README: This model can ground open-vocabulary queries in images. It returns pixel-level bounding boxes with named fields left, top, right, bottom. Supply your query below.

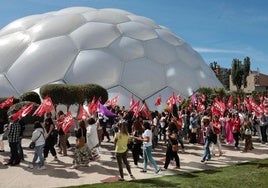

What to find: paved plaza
left=1, top=136, right=268, bottom=188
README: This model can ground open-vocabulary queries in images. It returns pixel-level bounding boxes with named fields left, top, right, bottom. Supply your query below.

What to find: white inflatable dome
left=0, top=7, right=222, bottom=110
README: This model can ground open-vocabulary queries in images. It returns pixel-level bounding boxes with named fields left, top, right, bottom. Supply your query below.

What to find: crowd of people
left=0, top=103, right=268, bottom=181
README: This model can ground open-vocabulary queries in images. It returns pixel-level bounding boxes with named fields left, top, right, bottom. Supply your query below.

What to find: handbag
left=76, top=129, right=85, bottom=148
left=172, top=144, right=179, bottom=152
left=29, top=141, right=36, bottom=149
left=29, top=132, right=42, bottom=149
left=245, top=128, right=252, bottom=136
left=207, top=130, right=217, bottom=144
left=191, top=128, right=198, bottom=133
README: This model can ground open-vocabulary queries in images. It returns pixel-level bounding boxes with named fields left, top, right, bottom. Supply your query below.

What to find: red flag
left=21, top=103, right=34, bottom=117
left=77, top=105, right=89, bottom=120
left=140, top=102, right=151, bottom=119
left=227, top=96, right=233, bottom=110
left=105, top=95, right=119, bottom=107
left=88, top=97, right=98, bottom=115
left=106, top=94, right=119, bottom=108
left=200, top=93, right=206, bottom=103
left=61, top=111, right=75, bottom=134
left=249, top=98, right=263, bottom=117
left=237, top=96, right=241, bottom=109
left=243, top=97, right=252, bottom=111
left=0, top=96, right=14, bottom=109
left=176, top=94, right=182, bottom=104
left=12, top=103, right=34, bottom=121
left=33, top=96, right=54, bottom=116
left=130, top=95, right=135, bottom=108
left=263, top=97, right=268, bottom=107
left=212, top=98, right=226, bottom=116
left=129, top=100, right=140, bottom=112
left=259, top=94, right=264, bottom=103
left=197, top=99, right=205, bottom=113
left=154, top=95, right=162, bottom=106
left=167, top=92, right=176, bottom=108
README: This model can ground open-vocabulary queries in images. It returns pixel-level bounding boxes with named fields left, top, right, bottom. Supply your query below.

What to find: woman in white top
left=86, top=118, right=100, bottom=158
left=28, top=121, right=47, bottom=170
left=140, top=122, right=161, bottom=174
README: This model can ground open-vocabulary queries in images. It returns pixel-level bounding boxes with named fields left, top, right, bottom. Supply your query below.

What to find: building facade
left=229, top=71, right=268, bottom=93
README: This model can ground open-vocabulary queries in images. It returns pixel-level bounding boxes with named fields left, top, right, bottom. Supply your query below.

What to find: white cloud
left=194, top=47, right=244, bottom=54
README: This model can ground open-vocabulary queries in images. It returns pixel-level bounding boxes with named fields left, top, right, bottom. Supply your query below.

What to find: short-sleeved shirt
left=115, top=132, right=129, bottom=153
left=142, top=129, right=152, bottom=147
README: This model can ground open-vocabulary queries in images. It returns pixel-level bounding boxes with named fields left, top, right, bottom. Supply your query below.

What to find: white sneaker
left=155, top=169, right=162, bottom=175
left=28, top=164, right=34, bottom=169
left=38, top=166, right=46, bottom=170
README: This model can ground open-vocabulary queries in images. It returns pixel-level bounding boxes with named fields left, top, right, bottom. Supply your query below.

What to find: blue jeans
left=33, top=144, right=45, bottom=166
left=202, top=138, right=212, bottom=161
left=143, top=145, right=158, bottom=172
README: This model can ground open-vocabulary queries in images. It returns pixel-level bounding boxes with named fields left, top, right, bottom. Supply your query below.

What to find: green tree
left=231, top=59, right=243, bottom=91
left=243, top=56, right=251, bottom=88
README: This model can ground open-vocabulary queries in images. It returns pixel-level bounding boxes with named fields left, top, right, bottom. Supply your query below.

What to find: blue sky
left=0, top=0, right=267, bottom=75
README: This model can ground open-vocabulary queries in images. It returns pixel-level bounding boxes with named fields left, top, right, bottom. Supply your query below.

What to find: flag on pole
left=88, top=96, right=98, bottom=115
left=200, top=93, right=206, bottom=103
left=227, top=95, right=233, bottom=110
left=130, top=95, right=135, bottom=108
left=154, top=95, right=162, bottom=106
left=33, top=96, right=54, bottom=117
left=105, top=94, right=120, bottom=108
left=61, top=111, right=75, bottom=134
left=129, top=100, right=140, bottom=112
left=12, top=103, right=34, bottom=121
left=197, top=99, right=205, bottom=113
left=176, top=94, right=182, bottom=104
left=167, top=92, right=176, bottom=110
left=140, top=102, right=151, bottom=119
left=0, top=96, right=14, bottom=109
left=77, top=105, right=89, bottom=120
left=98, top=102, right=117, bottom=117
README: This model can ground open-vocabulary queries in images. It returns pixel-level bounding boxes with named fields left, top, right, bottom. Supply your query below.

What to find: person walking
left=28, top=121, right=47, bottom=170
left=0, top=117, right=6, bottom=152
left=70, top=120, right=90, bottom=169
left=131, top=119, right=144, bottom=167
left=43, top=114, right=58, bottom=161
left=114, top=121, right=134, bottom=181
left=5, top=115, right=21, bottom=166
left=201, top=116, right=214, bottom=162
left=86, top=117, right=100, bottom=159
left=225, top=112, right=234, bottom=144
left=140, top=122, right=161, bottom=174
left=162, top=122, right=180, bottom=170
left=211, top=116, right=223, bottom=156
left=57, top=111, right=67, bottom=156
left=232, top=113, right=241, bottom=149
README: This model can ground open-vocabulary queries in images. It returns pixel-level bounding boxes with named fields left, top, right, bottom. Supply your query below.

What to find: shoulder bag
left=29, top=132, right=42, bottom=149
left=76, top=129, right=85, bottom=148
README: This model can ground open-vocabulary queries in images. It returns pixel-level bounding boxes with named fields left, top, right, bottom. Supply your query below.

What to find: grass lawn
left=66, top=158, right=268, bottom=188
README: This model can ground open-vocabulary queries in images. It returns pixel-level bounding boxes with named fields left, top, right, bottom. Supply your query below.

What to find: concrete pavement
left=1, top=136, right=268, bottom=188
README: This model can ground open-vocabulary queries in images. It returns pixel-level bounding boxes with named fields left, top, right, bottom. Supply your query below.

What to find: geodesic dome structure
left=0, top=7, right=222, bottom=110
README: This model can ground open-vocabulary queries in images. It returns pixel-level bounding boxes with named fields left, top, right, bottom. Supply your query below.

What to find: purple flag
left=191, top=92, right=197, bottom=106
left=98, top=102, right=117, bottom=117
